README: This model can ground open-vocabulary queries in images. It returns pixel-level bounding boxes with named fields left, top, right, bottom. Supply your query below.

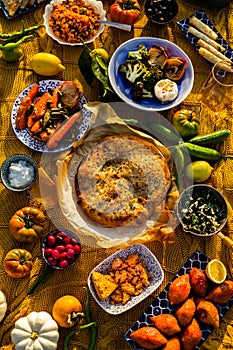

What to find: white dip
left=154, top=79, right=178, bottom=102
left=8, top=160, right=35, bottom=188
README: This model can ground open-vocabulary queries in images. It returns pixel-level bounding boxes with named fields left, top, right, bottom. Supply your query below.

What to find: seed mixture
left=48, top=0, right=100, bottom=43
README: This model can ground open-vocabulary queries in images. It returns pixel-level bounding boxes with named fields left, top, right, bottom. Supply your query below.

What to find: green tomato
left=2, top=47, right=23, bottom=62
left=172, top=109, right=200, bottom=138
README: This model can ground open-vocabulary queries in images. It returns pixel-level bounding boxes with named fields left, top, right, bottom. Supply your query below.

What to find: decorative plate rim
left=87, top=244, right=164, bottom=315
left=11, top=80, right=91, bottom=153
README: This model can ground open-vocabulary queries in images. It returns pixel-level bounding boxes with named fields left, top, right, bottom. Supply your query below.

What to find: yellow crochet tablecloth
left=1, top=1, right=233, bottom=349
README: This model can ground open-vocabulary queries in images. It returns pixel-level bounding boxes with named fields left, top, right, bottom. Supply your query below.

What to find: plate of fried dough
left=125, top=250, right=233, bottom=350
left=177, top=10, right=233, bottom=71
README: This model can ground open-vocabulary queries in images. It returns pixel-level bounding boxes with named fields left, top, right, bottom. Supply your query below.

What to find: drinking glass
left=197, top=60, right=233, bottom=113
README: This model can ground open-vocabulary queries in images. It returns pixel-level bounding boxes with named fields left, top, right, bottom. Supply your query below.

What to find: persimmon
left=52, top=295, right=84, bottom=328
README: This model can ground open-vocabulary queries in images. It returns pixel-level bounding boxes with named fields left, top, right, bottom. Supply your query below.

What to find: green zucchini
left=150, top=123, right=181, bottom=145
left=122, top=118, right=146, bottom=130
left=188, top=129, right=230, bottom=146
left=181, top=142, right=222, bottom=161
left=123, top=118, right=181, bottom=145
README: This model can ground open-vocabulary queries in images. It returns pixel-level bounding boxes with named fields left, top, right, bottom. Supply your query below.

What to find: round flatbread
left=75, top=134, right=171, bottom=228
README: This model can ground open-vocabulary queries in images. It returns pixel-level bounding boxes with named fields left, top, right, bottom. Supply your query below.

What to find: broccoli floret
left=132, top=68, right=162, bottom=102
left=142, top=69, right=158, bottom=93
left=127, top=44, right=149, bottom=62
left=119, top=59, right=147, bottom=83
left=151, top=64, right=164, bottom=81
left=132, top=80, right=153, bottom=102
left=132, top=81, right=144, bottom=102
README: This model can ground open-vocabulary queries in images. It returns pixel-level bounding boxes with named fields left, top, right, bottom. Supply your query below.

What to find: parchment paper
left=55, top=102, right=179, bottom=248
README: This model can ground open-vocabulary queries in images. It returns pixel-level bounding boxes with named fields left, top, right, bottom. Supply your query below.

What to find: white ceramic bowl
left=43, top=0, right=106, bottom=46
left=108, top=37, right=194, bottom=112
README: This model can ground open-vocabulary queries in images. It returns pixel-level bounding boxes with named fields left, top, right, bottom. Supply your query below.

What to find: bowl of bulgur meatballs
left=43, top=0, right=106, bottom=45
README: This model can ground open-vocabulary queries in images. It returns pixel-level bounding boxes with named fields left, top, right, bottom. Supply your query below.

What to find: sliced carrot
left=47, top=111, right=81, bottom=150
left=27, top=91, right=51, bottom=124
left=15, top=97, right=31, bottom=130
left=15, top=83, right=40, bottom=130
left=30, top=120, right=41, bottom=133
left=40, top=130, right=51, bottom=142
left=27, top=83, right=39, bottom=100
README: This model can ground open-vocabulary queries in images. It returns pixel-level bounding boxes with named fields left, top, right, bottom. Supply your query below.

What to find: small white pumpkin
left=11, top=311, right=59, bottom=350
left=0, top=290, right=7, bottom=322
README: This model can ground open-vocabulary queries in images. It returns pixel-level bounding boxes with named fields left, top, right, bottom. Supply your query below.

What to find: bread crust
left=75, top=134, right=171, bottom=227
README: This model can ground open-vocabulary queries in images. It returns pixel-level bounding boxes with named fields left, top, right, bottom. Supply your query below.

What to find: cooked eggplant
left=164, top=57, right=186, bottom=81
left=148, top=45, right=168, bottom=67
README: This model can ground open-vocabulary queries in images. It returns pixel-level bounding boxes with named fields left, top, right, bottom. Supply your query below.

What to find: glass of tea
left=197, top=60, right=233, bottom=113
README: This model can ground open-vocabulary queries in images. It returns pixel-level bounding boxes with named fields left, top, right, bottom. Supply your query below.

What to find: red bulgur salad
left=48, top=0, right=101, bottom=43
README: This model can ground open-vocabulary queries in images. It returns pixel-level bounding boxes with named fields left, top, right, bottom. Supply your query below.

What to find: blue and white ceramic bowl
left=88, top=244, right=164, bottom=315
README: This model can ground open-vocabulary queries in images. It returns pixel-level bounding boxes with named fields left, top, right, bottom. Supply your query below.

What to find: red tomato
left=109, top=0, right=141, bottom=25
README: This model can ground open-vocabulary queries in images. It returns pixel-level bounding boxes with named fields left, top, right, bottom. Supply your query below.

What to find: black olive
left=144, top=0, right=178, bottom=24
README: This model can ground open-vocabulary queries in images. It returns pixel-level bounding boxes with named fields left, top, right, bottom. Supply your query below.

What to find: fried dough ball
left=181, top=318, right=202, bottom=350
left=168, top=274, right=191, bottom=305
left=196, top=298, right=219, bottom=328
left=206, top=280, right=233, bottom=304
left=163, top=336, right=181, bottom=350
left=175, top=297, right=196, bottom=327
left=189, top=267, right=209, bottom=297
left=130, top=326, right=167, bottom=349
left=150, top=314, right=181, bottom=336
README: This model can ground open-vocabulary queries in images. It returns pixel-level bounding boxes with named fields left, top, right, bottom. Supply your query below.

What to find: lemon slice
left=206, top=259, right=227, bottom=284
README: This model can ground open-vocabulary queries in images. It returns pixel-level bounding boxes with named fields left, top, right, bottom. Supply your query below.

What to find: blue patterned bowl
left=88, top=244, right=164, bottom=315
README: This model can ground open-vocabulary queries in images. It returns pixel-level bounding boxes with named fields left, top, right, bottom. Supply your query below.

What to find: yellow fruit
left=185, top=160, right=213, bottom=182
left=31, top=52, right=65, bottom=76
left=206, top=259, right=227, bottom=284
left=90, top=48, right=109, bottom=62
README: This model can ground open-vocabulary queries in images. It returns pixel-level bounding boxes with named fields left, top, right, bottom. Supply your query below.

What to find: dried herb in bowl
left=177, top=185, right=228, bottom=235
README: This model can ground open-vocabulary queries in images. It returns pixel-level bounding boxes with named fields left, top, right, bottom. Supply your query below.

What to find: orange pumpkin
left=52, top=295, right=84, bottom=328
left=4, top=249, right=33, bottom=278
left=9, top=206, right=47, bottom=243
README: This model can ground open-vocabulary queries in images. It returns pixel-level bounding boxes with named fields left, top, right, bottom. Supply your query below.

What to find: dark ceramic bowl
left=0, top=154, right=38, bottom=191
left=144, top=0, right=179, bottom=24
left=176, top=184, right=228, bottom=237
left=42, top=229, right=81, bottom=269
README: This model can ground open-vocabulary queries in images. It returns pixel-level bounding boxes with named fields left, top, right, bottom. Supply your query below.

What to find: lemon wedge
left=206, top=259, right=227, bottom=284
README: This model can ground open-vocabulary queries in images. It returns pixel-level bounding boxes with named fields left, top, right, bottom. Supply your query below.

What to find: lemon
left=31, top=52, right=65, bottom=76
left=185, top=160, right=213, bottom=182
left=206, top=259, right=227, bottom=284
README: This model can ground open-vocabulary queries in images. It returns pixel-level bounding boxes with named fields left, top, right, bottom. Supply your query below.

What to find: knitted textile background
left=1, top=1, right=233, bottom=349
